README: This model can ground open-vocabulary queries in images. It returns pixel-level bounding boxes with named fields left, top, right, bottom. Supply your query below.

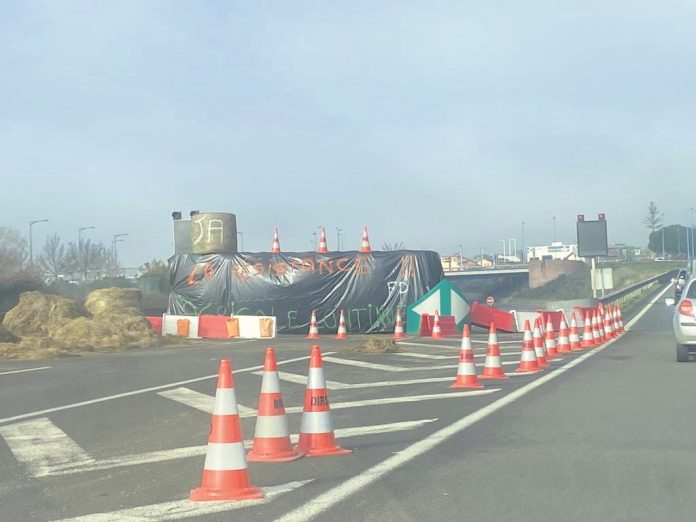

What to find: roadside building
left=526, top=242, right=580, bottom=262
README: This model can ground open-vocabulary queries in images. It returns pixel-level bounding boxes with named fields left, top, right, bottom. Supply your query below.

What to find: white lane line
left=254, top=370, right=351, bottom=390
left=396, top=353, right=454, bottom=360
left=0, top=418, right=95, bottom=477
left=0, top=353, right=335, bottom=426
left=275, top=289, right=661, bottom=522
left=343, top=376, right=456, bottom=388
left=322, top=356, right=452, bottom=372
left=0, top=366, right=52, bottom=376
left=157, top=388, right=257, bottom=417
left=33, top=420, right=439, bottom=477
left=57, top=480, right=312, bottom=521
left=624, top=282, right=673, bottom=331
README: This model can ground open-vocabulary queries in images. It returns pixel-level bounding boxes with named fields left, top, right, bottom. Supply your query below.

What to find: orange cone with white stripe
left=592, top=311, right=602, bottom=345
left=604, top=308, right=614, bottom=340
left=317, top=227, right=329, bottom=254
left=271, top=228, right=281, bottom=254
left=359, top=226, right=372, bottom=253
left=190, top=359, right=263, bottom=501
left=516, top=320, right=541, bottom=373
left=307, top=310, right=320, bottom=340
left=247, top=348, right=303, bottom=462
left=335, top=310, right=348, bottom=340
left=533, top=318, right=549, bottom=368
left=392, top=308, right=406, bottom=339
left=480, top=323, right=509, bottom=379
left=596, top=309, right=606, bottom=343
left=617, top=305, right=625, bottom=333
left=452, top=324, right=484, bottom=388
left=557, top=313, right=572, bottom=354
left=545, top=316, right=558, bottom=358
left=431, top=310, right=443, bottom=339
left=569, top=312, right=582, bottom=351
left=581, top=312, right=595, bottom=348
left=295, top=345, right=352, bottom=457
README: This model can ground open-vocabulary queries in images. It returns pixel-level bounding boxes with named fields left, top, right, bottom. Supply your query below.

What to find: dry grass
left=354, top=337, right=401, bottom=353
left=2, top=291, right=86, bottom=337
left=84, top=288, right=143, bottom=316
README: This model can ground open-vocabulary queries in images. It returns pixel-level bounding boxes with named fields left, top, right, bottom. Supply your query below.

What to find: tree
left=65, top=239, right=110, bottom=281
left=382, top=242, right=405, bottom=251
left=139, top=259, right=169, bottom=276
left=643, top=201, right=663, bottom=232
left=0, top=226, right=30, bottom=279
left=39, top=234, right=66, bottom=281
left=648, top=224, right=694, bottom=256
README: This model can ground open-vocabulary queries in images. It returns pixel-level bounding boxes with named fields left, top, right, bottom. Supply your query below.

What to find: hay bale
left=51, top=313, right=159, bottom=352
left=354, top=337, right=400, bottom=353
left=0, top=324, right=19, bottom=343
left=84, top=288, right=143, bottom=316
left=0, top=337, right=64, bottom=360
left=2, top=291, right=86, bottom=337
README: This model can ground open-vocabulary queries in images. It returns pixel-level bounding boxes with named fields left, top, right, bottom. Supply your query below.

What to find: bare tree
left=644, top=201, right=663, bottom=232
left=382, top=242, right=405, bottom=251
left=0, top=226, right=30, bottom=279
left=65, top=239, right=109, bottom=281
left=39, top=234, right=66, bottom=281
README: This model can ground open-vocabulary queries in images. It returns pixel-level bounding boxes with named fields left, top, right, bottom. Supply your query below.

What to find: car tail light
left=679, top=299, right=693, bottom=316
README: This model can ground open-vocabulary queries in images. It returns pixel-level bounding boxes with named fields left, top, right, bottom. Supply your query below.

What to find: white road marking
left=254, top=370, right=351, bottom=390
left=157, top=388, right=257, bottom=417
left=322, top=356, right=452, bottom=372
left=57, top=480, right=312, bottom=521
left=275, top=289, right=661, bottom=522
left=0, top=353, right=334, bottom=426
left=623, top=282, right=673, bottom=331
left=27, top=420, right=438, bottom=477
left=0, top=418, right=95, bottom=477
left=0, top=366, right=51, bottom=376
left=396, top=353, right=454, bottom=360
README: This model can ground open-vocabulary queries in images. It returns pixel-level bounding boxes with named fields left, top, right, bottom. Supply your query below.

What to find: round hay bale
left=2, top=291, right=85, bottom=337
left=85, top=288, right=143, bottom=316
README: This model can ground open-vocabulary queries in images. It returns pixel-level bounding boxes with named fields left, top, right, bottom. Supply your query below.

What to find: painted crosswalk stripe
left=396, top=353, right=454, bottom=360
left=0, top=418, right=95, bottom=477
left=0, top=366, right=51, bottom=376
left=57, top=480, right=312, bottom=521
left=158, top=388, right=257, bottom=417
left=259, top=371, right=459, bottom=389
left=253, top=370, right=351, bottom=390
left=25, top=419, right=438, bottom=477
left=322, top=356, right=453, bottom=372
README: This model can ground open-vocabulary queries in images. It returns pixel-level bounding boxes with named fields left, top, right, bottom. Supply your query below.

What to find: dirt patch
left=353, top=337, right=401, bottom=353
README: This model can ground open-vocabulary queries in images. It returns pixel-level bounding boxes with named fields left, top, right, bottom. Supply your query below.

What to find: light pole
left=112, top=234, right=127, bottom=276
left=553, top=216, right=557, bottom=242
left=509, top=239, right=517, bottom=262
left=521, top=221, right=526, bottom=263
left=78, top=226, right=96, bottom=281
left=498, top=239, right=506, bottom=264
left=690, top=208, right=695, bottom=264
left=336, top=227, right=342, bottom=251
left=28, top=219, right=49, bottom=269
left=661, top=213, right=666, bottom=260
left=458, top=244, right=463, bottom=270
left=237, top=231, right=243, bottom=252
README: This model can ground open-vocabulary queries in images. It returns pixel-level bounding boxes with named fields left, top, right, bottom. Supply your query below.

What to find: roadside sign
left=486, top=296, right=495, bottom=307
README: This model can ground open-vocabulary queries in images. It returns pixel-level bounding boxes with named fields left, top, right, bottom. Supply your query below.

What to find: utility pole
left=553, top=216, right=557, bottom=242
left=112, top=233, right=127, bottom=276
left=237, top=231, right=243, bottom=252
left=458, top=244, right=463, bottom=270
left=28, top=219, right=49, bottom=269
left=521, top=221, right=526, bottom=263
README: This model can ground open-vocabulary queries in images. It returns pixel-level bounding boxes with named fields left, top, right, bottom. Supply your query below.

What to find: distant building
left=526, top=242, right=580, bottom=262
left=440, top=254, right=481, bottom=272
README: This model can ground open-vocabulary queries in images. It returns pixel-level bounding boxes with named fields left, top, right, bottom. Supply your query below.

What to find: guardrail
left=598, top=270, right=678, bottom=306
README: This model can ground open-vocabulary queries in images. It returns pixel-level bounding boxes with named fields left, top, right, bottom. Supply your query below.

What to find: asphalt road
left=0, top=283, right=693, bottom=522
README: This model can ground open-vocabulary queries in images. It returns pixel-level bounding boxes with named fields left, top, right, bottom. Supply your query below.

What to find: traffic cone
left=557, top=313, right=572, bottom=354
left=616, top=305, right=625, bottom=334
left=431, top=310, right=443, bottom=339
left=190, top=359, right=263, bottom=501
left=295, top=345, right=352, bottom=457
left=569, top=312, right=582, bottom=351
left=592, top=311, right=602, bottom=346
left=359, top=226, right=372, bottom=253
left=516, top=320, right=541, bottom=373
left=545, top=316, right=558, bottom=358
left=335, top=310, right=348, bottom=340
left=451, top=324, right=484, bottom=388
left=604, top=308, right=614, bottom=340
left=307, top=310, right=320, bottom=340
left=533, top=318, right=549, bottom=368
left=247, top=348, right=303, bottom=462
left=596, top=309, right=606, bottom=343
left=392, top=308, right=406, bottom=340
left=271, top=228, right=281, bottom=254
left=581, top=312, right=595, bottom=348
left=480, top=323, right=509, bottom=379
left=317, top=227, right=329, bottom=254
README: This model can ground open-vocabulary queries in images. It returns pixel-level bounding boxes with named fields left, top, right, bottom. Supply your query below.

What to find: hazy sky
left=2, top=1, right=696, bottom=267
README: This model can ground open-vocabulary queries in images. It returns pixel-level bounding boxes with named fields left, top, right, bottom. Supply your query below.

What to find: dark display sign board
left=577, top=219, right=608, bottom=257
left=168, top=251, right=444, bottom=333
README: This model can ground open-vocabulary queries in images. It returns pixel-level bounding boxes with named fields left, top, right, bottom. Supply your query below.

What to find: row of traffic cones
left=307, top=308, right=408, bottom=340
left=271, top=226, right=373, bottom=253
left=190, top=344, right=349, bottom=501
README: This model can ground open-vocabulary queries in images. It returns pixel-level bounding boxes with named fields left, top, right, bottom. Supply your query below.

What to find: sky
left=2, top=1, right=696, bottom=267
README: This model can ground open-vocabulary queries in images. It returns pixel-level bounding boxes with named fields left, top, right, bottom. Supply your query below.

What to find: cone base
left=307, top=334, right=320, bottom=340
left=294, top=433, right=352, bottom=457
left=431, top=334, right=443, bottom=339
left=359, top=248, right=371, bottom=253
left=393, top=334, right=405, bottom=340
left=480, top=373, right=509, bottom=380
left=570, top=345, right=582, bottom=351
left=246, top=448, right=304, bottom=462
left=557, top=347, right=572, bottom=354
left=515, top=365, right=541, bottom=373
left=451, top=379, right=484, bottom=389
left=546, top=351, right=559, bottom=358
left=335, top=334, right=347, bottom=340
left=190, top=485, right=264, bottom=502
left=296, top=445, right=352, bottom=457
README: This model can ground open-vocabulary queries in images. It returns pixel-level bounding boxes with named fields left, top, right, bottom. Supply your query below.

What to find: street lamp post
left=498, top=239, right=506, bottom=265
left=553, top=216, right=557, bottom=242
left=661, top=214, right=666, bottom=260
left=112, top=234, right=128, bottom=276
left=78, top=226, right=96, bottom=281
left=336, top=227, right=342, bottom=251
left=237, top=231, right=243, bottom=252
left=690, top=208, right=695, bottom=265
left=28, top=219, right=49, bottom=269
left=521, top=221, right=526, bottom=263
left=458, top=244, right=464, bottom=270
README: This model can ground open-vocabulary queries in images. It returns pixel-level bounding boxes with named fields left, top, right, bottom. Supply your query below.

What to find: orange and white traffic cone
left=569, top=312, right=582, bottom=351
left=596, top=309, right=606, bottom=343
left=451, top=324, right=484, bottom=388
left=592, top=311, right=602, bottom=346
left=617, top=305, right=625, bottom=334
left=516, top=320, right=541, bottom=373
left=431, top=310, right=443, bottom=339
left=604, top=308, right=614, bottom=340
left=480, top=323, right=509, bottom=379
left=335, top=310, right=348, bottom=340
left=190, top=359, right=263, bottom=501
left=581, top=312, right=595, bottom=348
left=359, top=226, right=372, bottom=253
left=317, top=226, right=329, bottom=254
left=247, top=348, right=303, bottom=462
left=392, top=308, right=406, bottom=340
left=307, top=310, right=320, bottom=340
left=271, top=228, right=281, bottom=254
left=533, top=318, right=550, bottom=368
left=295, top=345, right=352, bottom=457
left=557, top=313, right=572, bottom=354
left=545, top=316, right=558, bottom=358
